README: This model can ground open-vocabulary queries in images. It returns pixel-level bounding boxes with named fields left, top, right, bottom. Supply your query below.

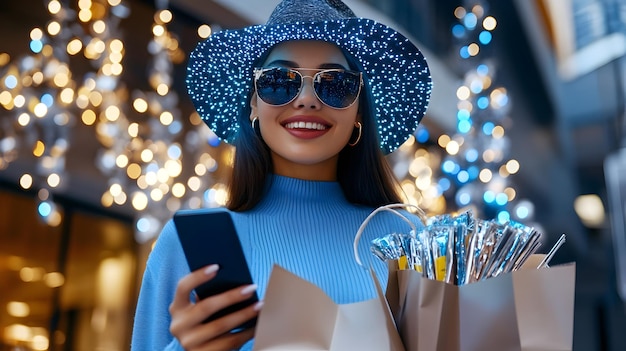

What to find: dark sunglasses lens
left=256, top=68, right=301, bottom=105
left=315, top=71, right=360, bottom=108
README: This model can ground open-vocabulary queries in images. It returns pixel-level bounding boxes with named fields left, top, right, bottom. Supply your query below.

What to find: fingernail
left=204, top=264, right=219, bottom=275
left=240, top=284, right=257, bottom=295
left=253, top=301, right=264, bottom=311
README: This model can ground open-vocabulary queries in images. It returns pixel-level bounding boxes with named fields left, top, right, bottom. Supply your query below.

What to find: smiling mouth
left=284, top=121, right=329, bottom=130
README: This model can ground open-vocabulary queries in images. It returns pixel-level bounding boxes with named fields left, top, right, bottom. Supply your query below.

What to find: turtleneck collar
left=254, top=174, right=349, bottom=210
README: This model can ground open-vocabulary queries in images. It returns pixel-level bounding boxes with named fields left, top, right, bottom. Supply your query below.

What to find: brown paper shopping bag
left=253, top=264, right=405, bottom=351
left=389, top=262, right=576, bottom=351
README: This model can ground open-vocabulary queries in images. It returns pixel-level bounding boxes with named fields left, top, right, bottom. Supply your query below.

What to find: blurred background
left=1, top=0, right=625, bottom=350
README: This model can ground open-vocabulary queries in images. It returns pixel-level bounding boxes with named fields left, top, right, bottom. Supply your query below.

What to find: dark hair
left=226, top=45, right=404, bottom=211
left=226, top=97, right=272, bottom=211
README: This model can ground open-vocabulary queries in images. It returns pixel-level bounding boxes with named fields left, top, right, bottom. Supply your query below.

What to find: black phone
left=173, top=209, right=258, bottom=329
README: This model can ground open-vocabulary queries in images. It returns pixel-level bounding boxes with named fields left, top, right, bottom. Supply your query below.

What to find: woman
left=131, top=0, right=432, bottom=350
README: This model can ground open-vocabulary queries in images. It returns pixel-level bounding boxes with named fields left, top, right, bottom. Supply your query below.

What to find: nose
left=292, top=75, right=322, bottom=109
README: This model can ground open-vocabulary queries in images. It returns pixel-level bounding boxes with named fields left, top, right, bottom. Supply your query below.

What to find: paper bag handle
left=353, top=203, right=427, bottom=267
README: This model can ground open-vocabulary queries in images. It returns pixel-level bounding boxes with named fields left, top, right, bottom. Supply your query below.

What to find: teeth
left=285, top=121, right=327, bottom=130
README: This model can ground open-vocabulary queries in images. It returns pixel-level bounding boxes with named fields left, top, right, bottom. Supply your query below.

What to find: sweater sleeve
left=131, top=220, right=188, bottom=351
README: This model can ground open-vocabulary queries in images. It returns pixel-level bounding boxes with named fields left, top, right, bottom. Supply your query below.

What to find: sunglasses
left=253, top=67, right=363, bottom=109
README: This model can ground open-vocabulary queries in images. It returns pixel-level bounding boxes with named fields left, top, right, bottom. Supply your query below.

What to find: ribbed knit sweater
left=131, top=175, right=422, bottom=351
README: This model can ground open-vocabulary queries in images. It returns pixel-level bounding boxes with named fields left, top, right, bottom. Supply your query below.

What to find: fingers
left=168, top=265, right=263, bottom=350
left=174, top=290, right=262, bottom=350
left=178, top=284, right=261, bottom=339
left=170, top=264, right=219, bottom=311
left=193, top=327, right=255, bottom=351
left=195, top=294, right=263, bottom=338
left=169, top=265, right=222, bottom=340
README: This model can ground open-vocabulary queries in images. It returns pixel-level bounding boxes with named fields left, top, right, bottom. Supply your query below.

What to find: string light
left=390, top=1, right=533, bottom=224
left=437, top=1, right=532, bottom=222
left=0, top=1, right=230, bottom=239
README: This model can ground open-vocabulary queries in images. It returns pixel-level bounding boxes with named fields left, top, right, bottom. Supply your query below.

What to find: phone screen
left=174, top=209, right=258, bottom=329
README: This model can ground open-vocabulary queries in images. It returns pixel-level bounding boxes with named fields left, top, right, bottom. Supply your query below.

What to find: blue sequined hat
left=187, top=0, right=432, bottom=154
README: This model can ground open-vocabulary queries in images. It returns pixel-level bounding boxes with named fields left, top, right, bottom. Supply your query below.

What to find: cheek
left=256, top=108, right=277, bottom=129
left=255, top=104, right=284, bottom=137
left=255, top=99, right=278, bottom=117
left=251, top=94, right=280, bottom=119
left=341, top=108, right=360, bottom=133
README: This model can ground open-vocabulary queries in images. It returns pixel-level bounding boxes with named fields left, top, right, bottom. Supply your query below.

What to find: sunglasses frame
left=253, top=67, right=363, bottom=109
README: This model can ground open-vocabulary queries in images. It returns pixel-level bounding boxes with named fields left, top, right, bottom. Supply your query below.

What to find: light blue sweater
left=131, top=175, right=422, bottom=351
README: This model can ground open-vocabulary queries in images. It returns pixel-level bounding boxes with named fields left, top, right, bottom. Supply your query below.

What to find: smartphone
left=173, top=209, right=258, bottom=329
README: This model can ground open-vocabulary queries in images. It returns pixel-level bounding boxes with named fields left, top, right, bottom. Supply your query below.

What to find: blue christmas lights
left=30, top=40, right=43, bottom=53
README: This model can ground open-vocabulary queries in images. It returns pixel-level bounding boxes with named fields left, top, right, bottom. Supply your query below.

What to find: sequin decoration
left=186, top=17, right=432, bottom=154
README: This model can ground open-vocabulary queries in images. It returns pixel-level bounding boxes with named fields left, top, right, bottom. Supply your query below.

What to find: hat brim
left=187, top=18, right=432, bottom=154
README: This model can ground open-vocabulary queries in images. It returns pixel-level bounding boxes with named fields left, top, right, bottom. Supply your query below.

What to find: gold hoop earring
left=348, top=121, right=362, bottom=147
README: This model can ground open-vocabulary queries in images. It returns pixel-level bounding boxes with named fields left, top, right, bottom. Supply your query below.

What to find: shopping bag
left=388, top=261, right=576, bottom=351
left=253, top=264, right=406, bottom=351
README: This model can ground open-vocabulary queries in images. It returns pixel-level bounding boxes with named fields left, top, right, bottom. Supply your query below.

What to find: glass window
left=0, top=189, right=137, bottom=350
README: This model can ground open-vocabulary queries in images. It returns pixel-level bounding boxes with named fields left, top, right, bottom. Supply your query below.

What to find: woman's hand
left=169, top=264, right=263, bottom=351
